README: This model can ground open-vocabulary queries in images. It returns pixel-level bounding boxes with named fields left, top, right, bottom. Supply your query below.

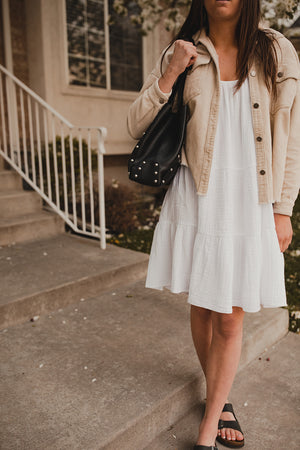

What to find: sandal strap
left=222, top=402, right=234, bottom=414
left=221, top=402, right=240, bottom=424
left=193, top=446, right=218, bottom=450
left=218, top=418, right=243, bottom=434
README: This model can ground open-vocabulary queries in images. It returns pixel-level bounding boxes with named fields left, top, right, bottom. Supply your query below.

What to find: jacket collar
left=191, top=26, right=259, bottom=76
left=191, top=28, right=220, bottom=77
left=192, top=28, right=218, bottom=60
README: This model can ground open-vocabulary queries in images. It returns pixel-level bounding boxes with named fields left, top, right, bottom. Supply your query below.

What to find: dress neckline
left=220, top=79, right=238, bottom=84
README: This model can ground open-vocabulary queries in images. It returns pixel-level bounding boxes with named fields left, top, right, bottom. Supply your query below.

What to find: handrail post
left=98, top=127, right=107, bottom=249
left=6, top=77, right=19, bottom=163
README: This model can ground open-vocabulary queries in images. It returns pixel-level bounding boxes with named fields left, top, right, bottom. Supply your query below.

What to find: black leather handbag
left=128, top=48, right=192, bottom=187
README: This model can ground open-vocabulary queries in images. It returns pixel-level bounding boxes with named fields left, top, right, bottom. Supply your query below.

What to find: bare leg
left=190, top=305, right=212, bottom=377
left=190, top=305, right=245, bottom=446
left=190, top=305, right=244, bottom=442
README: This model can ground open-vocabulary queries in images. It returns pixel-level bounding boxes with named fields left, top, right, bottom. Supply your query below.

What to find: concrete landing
left=0, top=276, right=289, bottom=450
left=146, top=332, right=299, bottom=450
left=0, top=234, right=149, bottom=328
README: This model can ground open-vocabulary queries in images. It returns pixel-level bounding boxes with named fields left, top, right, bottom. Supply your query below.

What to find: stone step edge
left=100, top=308, right=289, bottom=450
left=0, top=258, right=149, bottom=329
left=0, top=212, right=65, bottom=246
left=0, top=189, right=39, bottom=198
left=0, top=170, right=21, bottom=176
left=0, top=210, right=62, bottom=227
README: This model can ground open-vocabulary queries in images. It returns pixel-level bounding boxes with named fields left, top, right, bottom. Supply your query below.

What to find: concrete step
left=0, top=210, right=65, bottom=246
left=0, top=190, right=42, bottom=218
left=0, top=234, right=149, bottom=329
left=0, top=273, right=289, bottom=450
left=145, top=331, right=299, bottom=450
left=0, top=170, right=23, bottom=191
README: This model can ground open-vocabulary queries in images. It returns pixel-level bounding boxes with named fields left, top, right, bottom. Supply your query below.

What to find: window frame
left=61, top=0, right=147, bottom=98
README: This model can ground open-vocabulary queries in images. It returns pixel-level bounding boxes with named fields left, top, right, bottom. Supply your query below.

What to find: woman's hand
left=168, top=39, right=198, bottom=75
left=158, top=40, right=198, bottom=94
left=274, top=213, right=293, bottom=252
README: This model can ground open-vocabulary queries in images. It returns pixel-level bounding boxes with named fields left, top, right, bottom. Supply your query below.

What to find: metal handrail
left=0, top=64, right=107, bottom=249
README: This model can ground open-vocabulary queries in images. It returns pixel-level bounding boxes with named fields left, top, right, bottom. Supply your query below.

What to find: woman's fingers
left=273, top=213, right=293, bottom=252
left=168, top=39, right=198, bottom=75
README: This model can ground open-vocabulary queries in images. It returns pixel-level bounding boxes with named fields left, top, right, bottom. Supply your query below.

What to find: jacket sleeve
left=127, top=45, right=175, bottom=140
left=273, top=49, right=300, bottom=217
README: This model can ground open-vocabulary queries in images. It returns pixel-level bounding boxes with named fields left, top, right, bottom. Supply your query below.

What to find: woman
left=127, top=1, right=300, bottom=449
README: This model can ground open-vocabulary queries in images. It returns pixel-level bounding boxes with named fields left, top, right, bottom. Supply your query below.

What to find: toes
left=220, top=428, right=226, bottom=439
left=230, top=429, right=236, bottom=441
left=236, top=431, right=244, bottom=441
left=226, top=428, right=232, bottom=441
left=220, top=428, right=232, bottom=440
left=219, top=428, right=244, bottom=442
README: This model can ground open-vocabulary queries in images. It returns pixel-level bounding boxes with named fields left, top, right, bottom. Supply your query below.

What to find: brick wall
left=10, top=0, right=29, bottom=84
left=0, top=0, right=29, bottom=169
left=0, top=0, right=29, bottom=82
left=0, top=0, right=5, bottom=65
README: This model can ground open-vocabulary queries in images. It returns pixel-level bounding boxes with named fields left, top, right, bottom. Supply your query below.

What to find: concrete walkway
left=0, top=272, right=289, bottom=450
left=146, top=331, right=299, bottom=450
left=0, top=234, right=149, bottom=328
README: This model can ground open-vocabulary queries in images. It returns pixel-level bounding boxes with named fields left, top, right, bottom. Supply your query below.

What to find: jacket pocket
left=184, top=64, right=211, bottom=103
left=275, top=62, right=300, bottom=83
left=183, top=49, right=212, bottom=104
left=271, top=62, right=300, bottom=114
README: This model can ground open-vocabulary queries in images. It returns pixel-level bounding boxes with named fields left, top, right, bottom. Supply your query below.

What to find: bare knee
left=190, top=304, right=212, bottom=321
left=212, top=307, right=244, bottom=339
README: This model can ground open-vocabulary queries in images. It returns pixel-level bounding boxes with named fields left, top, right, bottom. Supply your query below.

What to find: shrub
left=105, top=181, right=139, bottom=233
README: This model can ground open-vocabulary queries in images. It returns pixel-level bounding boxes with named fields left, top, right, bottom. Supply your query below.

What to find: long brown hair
left=160, top=0, right=279, bottom=97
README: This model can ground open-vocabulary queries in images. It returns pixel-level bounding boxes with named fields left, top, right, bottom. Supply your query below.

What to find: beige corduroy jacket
left=127, top=27, right=300, bottom=217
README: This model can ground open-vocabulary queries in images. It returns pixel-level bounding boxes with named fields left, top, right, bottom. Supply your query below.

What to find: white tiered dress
left=145, top=78, right=288, bottom=314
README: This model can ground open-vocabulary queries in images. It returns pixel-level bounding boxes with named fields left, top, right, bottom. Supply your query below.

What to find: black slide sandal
left=216, top=403, right=245, bottom=448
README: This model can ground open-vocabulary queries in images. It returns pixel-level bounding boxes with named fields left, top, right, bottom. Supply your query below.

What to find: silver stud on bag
left=154, top=171, right=158, bottom=175
left=155, top=162, right=159, bottom=166
left=138, top=166, right=142, bottom=170
left=162, top=180, right=165, bottom=184
left=170, top=168, right=173, bottom=171
left=143, top=161, right=146, bottom=164
left=136, top=145, right=139, bottom=148
left=131, top=158, right=134, bottom=162
left=134, top=174, right=138, bottom=178
left=154, top=179, right=158, bottom=183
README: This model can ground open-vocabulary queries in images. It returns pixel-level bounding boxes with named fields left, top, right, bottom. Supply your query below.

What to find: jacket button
left=159, top=98, right=165, bottom=104
left=260, top=169, right=265, bottom=175
left=277, top=71, right=283, bottom=78
left=253, top=103, right=259, bottom=108
left=256, top=136, right=262, bottom=142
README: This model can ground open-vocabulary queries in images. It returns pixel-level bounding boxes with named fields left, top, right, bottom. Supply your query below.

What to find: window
left=65, top=0, right=143, bottom=91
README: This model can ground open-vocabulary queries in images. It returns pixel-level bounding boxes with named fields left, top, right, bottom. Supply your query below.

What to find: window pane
left=110, top=64, right=141, bottom=91
left=108, top=0, right=143, bottom=91
left=66, top=0, right=85, bottom=27
left=68, top=57, right=87, bottom=86
left=88, top=31, right=106, bottom=59
left=87, top=0, right=104, bottom=31
left=67, top=25, right=86, bottom=57
left=89, top=60, right=106, bottom=87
